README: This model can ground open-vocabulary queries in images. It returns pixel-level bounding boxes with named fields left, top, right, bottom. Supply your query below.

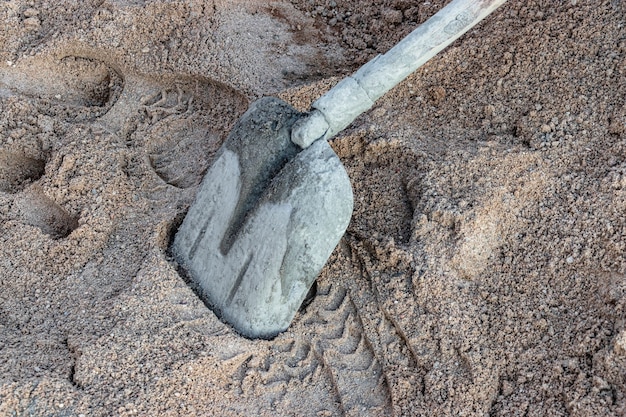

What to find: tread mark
left=310, top=285, right=392, bottom=415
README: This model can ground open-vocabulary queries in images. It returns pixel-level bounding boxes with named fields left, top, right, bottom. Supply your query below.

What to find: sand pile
left=1, top=0, right=625, bottom=415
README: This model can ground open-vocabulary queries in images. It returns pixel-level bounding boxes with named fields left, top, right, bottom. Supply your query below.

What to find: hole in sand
left=15, top=189, right=79, bottom=239
left=0, top=55, right=124, bottom=122
left=333, top=135, right=422, bottom=244
left=0, top=150, right=46, bottom=193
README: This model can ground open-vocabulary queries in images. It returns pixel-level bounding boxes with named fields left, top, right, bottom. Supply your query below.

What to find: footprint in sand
left=0, top=149, right=46, bottom=193
left=1, top=52, right=247, bottom=238
left=0, top=54, right=122, bottom=238
left=127, top=76, right=248, bottom=190
left=0, top=55, right=123, bottom=122
left=14, top=188, right=78, bottom=239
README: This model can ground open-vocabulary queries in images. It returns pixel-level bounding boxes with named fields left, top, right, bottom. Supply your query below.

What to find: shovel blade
left=172, top=97, right=353, bottom=339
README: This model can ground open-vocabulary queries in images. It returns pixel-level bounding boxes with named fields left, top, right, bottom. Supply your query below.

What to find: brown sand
left=1, top=0, right=625, bottom=416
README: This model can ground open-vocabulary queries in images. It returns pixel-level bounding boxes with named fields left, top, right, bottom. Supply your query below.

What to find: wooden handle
left=292, top=0, right=507, bottom=148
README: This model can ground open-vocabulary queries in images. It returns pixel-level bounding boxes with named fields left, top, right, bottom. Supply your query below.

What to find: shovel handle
left=292, top=0, right=507, bottom=148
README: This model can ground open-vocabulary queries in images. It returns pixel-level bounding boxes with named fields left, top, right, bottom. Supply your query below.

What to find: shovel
left=172, top=0, right=507, bottom=339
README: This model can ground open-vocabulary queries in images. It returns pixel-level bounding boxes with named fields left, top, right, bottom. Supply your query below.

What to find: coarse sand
left=0, top=0, right=625, bottom=416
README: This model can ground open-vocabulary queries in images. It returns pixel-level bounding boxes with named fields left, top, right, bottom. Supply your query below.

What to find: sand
left=0, top=0, right=625, bottom=416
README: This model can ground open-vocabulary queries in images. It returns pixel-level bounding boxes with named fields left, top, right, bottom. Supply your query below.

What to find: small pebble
left=23, top=17, right=40, bottom=30
left=501, top=380, right=514, bottom=396
left=382, top=9, right=403, bottom=25
left=614, top=331, right=626, bottom=356
left=23, top=8, right=39, bottom=17
left=429, top=86, right=446, bottom=104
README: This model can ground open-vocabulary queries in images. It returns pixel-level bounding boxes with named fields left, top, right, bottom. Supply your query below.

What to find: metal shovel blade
left=172, top=97, right=353, bottom=339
